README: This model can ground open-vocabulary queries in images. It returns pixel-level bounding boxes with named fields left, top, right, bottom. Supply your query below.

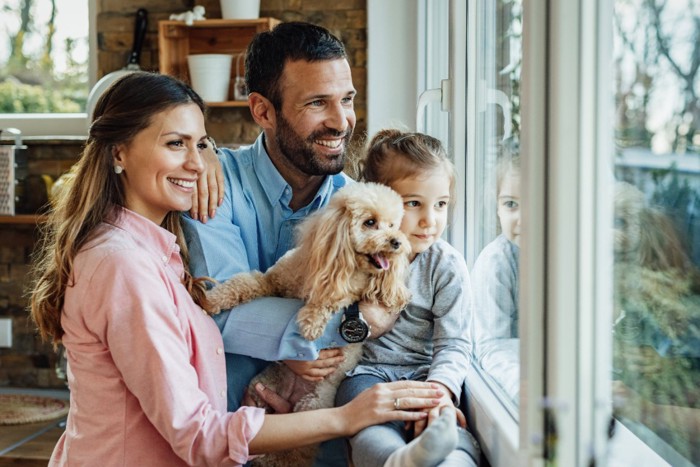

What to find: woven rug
left=0, top=394, right=69, bottom=425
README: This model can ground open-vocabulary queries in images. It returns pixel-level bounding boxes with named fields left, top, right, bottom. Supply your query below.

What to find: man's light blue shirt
left=183, top=133, right=352, bottom=361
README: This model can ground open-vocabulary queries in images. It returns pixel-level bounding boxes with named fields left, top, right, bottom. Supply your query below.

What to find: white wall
left=366, top=0, right=419, bottom=136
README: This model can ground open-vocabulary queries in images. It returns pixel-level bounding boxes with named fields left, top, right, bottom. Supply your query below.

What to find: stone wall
left=0, top=0, right=367, bottom=388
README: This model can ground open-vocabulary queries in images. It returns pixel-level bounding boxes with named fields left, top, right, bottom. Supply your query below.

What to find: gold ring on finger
left=394, top=398, right=400, bottom=410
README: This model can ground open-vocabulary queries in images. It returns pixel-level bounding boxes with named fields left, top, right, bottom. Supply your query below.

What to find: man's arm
left=214, top=296, right=347, bottom=361
left=182, top=192, right=348, bottom=362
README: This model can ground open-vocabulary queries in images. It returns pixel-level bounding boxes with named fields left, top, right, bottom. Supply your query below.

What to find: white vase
left=187, top=54, right=233, bottom=102
left=220, top=0, right=261, bottom=19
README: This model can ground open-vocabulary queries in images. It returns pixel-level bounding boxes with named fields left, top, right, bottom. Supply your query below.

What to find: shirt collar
left=251, top=133, right=339, bottom=213
left=109, top=207, right=182, bottom=271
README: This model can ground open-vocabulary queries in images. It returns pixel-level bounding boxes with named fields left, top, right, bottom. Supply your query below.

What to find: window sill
left=608, top=419, right=681, bottom=467
left=0, top=113, right=88, bottom=138
left=465, top=363, right=680, bottom=467
left=463, top=364, right=521, bottom=467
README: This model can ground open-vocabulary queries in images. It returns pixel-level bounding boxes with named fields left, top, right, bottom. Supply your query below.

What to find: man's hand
left=190, top=141, right=224, bottom=223
left=242, top=383, right=293, bottom=414
left=283, top=348, right=345, bottom=382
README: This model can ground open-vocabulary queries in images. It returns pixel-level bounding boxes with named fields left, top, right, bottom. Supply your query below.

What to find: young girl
left=28, top=73, right=446, bottom=466
left=471, top=152, right=521, bottom=402
left=336, top=129, right=480, bottom=467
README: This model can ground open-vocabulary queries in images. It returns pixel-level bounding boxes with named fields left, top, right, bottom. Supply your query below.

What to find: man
left=183, top=22, right=361, bottom=466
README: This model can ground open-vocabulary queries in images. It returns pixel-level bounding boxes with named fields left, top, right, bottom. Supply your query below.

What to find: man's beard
left=274, top=112, right=353, bottom=176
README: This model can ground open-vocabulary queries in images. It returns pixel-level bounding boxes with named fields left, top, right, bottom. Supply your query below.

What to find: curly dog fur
left=205, top=182, right=412, bottom=467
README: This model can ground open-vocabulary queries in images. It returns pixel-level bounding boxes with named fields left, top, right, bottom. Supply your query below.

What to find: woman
left=29, top=71, right=443, bottom=466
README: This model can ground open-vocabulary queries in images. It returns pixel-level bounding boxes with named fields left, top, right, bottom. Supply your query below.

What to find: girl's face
left=390, top=165, right=451, bottom=260
left=113, top=103, right=207, bottom=224
left=497, top=169, right=521, bottom=246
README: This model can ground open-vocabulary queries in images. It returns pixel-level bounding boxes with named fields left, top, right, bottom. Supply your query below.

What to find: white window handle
left=416, top=79, right=451, bottom=133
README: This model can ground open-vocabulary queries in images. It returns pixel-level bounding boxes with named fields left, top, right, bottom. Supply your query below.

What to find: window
left=457, top=2, right=525, bottom=465
left=0, top=0, right=94, bottom=136
left=610, top=0, right=700, bottom=464
left=458, top=0, right=698, bottom=465
left=469, top=0, right=523, bottom=415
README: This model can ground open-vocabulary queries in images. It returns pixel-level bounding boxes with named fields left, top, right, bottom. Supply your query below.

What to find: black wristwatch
left=339, top=302, right=370, bottom=343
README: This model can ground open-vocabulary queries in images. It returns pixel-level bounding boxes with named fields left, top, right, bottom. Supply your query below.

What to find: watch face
left=340, top=318, right=369, bottom=343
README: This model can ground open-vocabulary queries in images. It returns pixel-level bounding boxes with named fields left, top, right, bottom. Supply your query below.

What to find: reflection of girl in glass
left=472, top=151, right=521, bottom=402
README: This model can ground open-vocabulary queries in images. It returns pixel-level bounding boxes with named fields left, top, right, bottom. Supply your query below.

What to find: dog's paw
left=297, top=315, right=325, bottom=341
left=202, top=291, right=223, bottom=315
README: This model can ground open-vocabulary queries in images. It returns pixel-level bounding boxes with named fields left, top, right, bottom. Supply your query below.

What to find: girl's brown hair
left=357, top=129, right=456, bottom=204
left=30, top=72, right=209, bottom=346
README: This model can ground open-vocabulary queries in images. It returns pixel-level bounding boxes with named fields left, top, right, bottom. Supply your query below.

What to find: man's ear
left=248, top=92, right=276, bottom=130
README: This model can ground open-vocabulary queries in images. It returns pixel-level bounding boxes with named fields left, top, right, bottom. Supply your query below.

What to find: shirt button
left=297, top=352, right=304, bottom=358
left=330, top=341, right=337, bottom=346
left=161, top=255, right=167, bottom=262
left=220, top=390, right=226, bottom=398
left=216, top=347, right=223, bottom=355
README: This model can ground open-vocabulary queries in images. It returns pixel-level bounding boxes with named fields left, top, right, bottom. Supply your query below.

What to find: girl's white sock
left=383, top=407, right=458, bottom=467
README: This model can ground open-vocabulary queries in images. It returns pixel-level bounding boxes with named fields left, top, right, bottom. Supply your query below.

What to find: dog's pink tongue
left=372, top=254, right=389, bottom=270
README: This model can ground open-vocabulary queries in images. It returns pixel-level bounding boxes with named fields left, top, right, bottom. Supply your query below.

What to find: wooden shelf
left=158, top=18, right=280, bottom=107
left=0, top=214, right=46, bottom=225
left=207, top=100, right=249, bottom=107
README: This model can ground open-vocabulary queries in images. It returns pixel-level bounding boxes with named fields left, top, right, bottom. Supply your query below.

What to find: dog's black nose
left=390, top=238, right=401, bottom=249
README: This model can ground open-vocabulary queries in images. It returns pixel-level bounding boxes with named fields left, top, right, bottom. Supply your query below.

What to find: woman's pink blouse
left=50, top=208, right=265, bottom=466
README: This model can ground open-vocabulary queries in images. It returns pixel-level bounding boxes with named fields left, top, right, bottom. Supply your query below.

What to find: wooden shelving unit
left=0, top=214, right=45, bottom=224
left=158, top=18, right=280, bottom=106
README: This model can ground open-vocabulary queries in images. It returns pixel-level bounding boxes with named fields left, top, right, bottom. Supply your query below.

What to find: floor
left=0, top=388, right=68, bottom=466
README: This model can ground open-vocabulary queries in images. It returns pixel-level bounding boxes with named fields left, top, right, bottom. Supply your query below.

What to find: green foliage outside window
left=1, top=0, right=88, bottom=114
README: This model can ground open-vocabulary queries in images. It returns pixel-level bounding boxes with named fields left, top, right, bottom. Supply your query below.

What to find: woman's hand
left=412, top=382, right=466, bottom=437
left=283, top=348, right=345, bottom=382
left=190, top=142, right=224, bottom=223
left=249, top=381, right=444, bottom=454
left=339, top=380, right=445, bottom=435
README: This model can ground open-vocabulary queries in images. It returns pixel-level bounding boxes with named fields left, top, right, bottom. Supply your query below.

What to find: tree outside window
left=1, top=0, right=88, bottom=113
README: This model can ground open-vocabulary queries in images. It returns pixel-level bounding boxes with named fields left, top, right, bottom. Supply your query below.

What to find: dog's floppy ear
left=296, top=193, right=357, bottom=303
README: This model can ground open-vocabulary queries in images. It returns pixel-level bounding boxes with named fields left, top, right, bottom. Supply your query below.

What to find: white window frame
left=0, top=0, right=96, bottom=137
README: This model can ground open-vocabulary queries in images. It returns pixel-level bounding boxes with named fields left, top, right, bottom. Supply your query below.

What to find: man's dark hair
left=245, top=22, right=347, bottom=109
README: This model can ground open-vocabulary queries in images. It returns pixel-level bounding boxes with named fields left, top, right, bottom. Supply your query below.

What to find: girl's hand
left=340, top=380, right=444, bottom=435
left=413, top=382, right=466, bottom=436
left=283, top=348, right=345, bottom=382
left=190, top=143, right=224, bottom=223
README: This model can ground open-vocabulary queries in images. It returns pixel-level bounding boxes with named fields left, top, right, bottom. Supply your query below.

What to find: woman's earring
left=114, top=165, right=123, bottom=174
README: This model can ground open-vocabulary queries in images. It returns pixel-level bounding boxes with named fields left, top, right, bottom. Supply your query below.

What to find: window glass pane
left=471, top=0, right=523, bottom=414
left=0, top=0, right=89, bottom=113
left=612, top=0, right=700, bottom=464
